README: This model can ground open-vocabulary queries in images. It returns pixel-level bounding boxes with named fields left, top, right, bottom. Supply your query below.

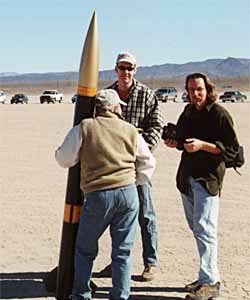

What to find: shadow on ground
left=0, top=272, right=185, bottom=299
left=0, top=272, right=53, bottom=299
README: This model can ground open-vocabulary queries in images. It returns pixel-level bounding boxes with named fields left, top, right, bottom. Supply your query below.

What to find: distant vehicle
left=72, top=94, right=77, bottom=103
left=181, top=91, right=188, bottom=102
left=40, top=90, right=63, bottom=104
left=219, top=91, right=247, bottom=103
left=222, top=85, right=233, bottom=90
left=11, top=93, right=29, bottom=104
left=155, top=87, right=178, bottom=102
left=0, top=91, right=7, bottom=104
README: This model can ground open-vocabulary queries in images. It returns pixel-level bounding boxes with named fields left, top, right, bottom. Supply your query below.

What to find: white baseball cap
left=95, top=89, right=127, bottom=107
left=116, top=52, right=136, bottom=65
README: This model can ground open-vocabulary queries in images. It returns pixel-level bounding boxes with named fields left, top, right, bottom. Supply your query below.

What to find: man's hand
left=184, top=138, right=221, bottom=155
left=184, top=138, right=203, bottom=152
left=164, top=138, right=177, bottom=148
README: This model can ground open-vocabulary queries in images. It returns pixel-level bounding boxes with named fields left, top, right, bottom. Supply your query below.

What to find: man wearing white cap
left=55, top=89, right=155, bottom=300
left=99, top=52, right=163, bottom=281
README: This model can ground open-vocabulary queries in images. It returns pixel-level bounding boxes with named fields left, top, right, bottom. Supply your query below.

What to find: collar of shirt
left=96, top=110, right=121, bottom=119
left=185, top=101, right=215, bottom=116
left=110, top=79, right=138, bottom=101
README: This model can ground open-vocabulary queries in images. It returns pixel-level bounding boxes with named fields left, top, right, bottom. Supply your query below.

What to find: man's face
left=187, top=77, right=208, bottom=110
left=115, top=62, right=136, bottom=85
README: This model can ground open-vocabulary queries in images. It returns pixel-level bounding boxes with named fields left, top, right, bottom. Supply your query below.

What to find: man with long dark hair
left=164, top=73, right=240, bottom=300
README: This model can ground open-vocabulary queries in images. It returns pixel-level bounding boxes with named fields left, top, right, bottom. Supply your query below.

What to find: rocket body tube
left=55, top=12, right=99, bottom=300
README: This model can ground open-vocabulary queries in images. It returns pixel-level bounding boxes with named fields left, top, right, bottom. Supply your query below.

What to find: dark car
left=155, top=87, right=178, bottom=102
left=71, top=94, right=77, bottom=103
left=181, top=91, right=188, bottom=102
left=219, top=91, right=247, bottom=102
left=11, top=94, right=29, bottom=104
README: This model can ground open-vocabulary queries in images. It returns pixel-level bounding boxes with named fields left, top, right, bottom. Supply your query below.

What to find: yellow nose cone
left=78, top=11, right=99, bottom=97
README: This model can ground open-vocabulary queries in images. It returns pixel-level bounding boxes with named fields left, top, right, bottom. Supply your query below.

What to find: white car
left=40, top=90, right=63, bottom=104
left=155, top=87, right=178, bottom=102
left=0, top=91, right=7, bottom=104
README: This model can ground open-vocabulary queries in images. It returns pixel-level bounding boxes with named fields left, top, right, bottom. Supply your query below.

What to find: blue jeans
left=181, top=177, right=220, bottom=285
left=137, top=180, right=158, bottom=266
left=72, top=184, right=139, bottom=300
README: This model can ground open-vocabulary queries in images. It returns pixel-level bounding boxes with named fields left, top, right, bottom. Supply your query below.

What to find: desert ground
left=1, top=96, right=250, bottom=300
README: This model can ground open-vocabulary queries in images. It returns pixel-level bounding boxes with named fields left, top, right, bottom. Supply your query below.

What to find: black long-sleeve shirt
left=176, top=102, right=239, bottom=196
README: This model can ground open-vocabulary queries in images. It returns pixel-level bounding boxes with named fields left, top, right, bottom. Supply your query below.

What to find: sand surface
left=1, top=98, right=250, bottom=300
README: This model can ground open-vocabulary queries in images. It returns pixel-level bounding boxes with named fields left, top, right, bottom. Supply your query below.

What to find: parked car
left=11, top=93, right=29, bottom=104
left=181, top=91, right=188, bottom=102
left=72, top=94, right=77, bottom=103
left=155, top=87, right=178, bottom=102
left=40, top=90, right=63, bottom=104
left=0, top=91, right=7, bottom=104
left=219, top=91, right=247, bottom=102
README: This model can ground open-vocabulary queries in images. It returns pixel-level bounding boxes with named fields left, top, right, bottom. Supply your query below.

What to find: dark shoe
left=141, top=265, right=157, bottom=282
left=97, top=263, right=112, bottom=277
left=90, top=280, right=97, bottom=296
left=185, top=280, right=199, bottom=292
left=68, top=295, right=90, bottom=300
left=185, top=282, right=220, bottom=300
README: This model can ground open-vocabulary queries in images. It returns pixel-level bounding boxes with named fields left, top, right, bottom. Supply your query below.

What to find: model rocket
left=43, top=12, right=99, bottom=300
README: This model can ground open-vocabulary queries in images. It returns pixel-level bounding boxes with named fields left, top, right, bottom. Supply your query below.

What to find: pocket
left=120, top=184, right=139, bottom=211
left=84, top=191, right=108, bottom=217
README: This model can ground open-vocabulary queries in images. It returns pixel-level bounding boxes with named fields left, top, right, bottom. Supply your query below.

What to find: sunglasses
left=117, top=65, right=135, bottom=71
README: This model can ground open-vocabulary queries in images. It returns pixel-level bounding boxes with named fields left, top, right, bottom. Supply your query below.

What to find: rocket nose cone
left=78, top=11, right=99, bottom=97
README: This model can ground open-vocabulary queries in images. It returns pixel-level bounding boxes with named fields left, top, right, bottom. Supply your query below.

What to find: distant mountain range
left=1, top=57, right=249, bottom=83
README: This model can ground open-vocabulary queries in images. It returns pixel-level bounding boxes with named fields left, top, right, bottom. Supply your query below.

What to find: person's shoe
left=141, top=265, right=157, bottom=282
left=90, top=280, right=97, bottom=296
left=97, top=263, right=112, bottom=277
left=185, top=280, right=199, bottom=292
left=68, top=295, right=90, bottom=300
left=185, top=282, right=220, bottom=300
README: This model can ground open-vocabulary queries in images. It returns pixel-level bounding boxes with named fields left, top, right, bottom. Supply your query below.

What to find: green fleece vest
left=80, top=111, right=138, bottom=193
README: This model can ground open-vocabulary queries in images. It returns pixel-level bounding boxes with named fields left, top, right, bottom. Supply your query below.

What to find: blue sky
left=1, top=0, right=249, bottom=73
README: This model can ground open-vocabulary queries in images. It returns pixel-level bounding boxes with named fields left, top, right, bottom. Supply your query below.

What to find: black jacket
left=176, top=102, right=239, bottom=196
